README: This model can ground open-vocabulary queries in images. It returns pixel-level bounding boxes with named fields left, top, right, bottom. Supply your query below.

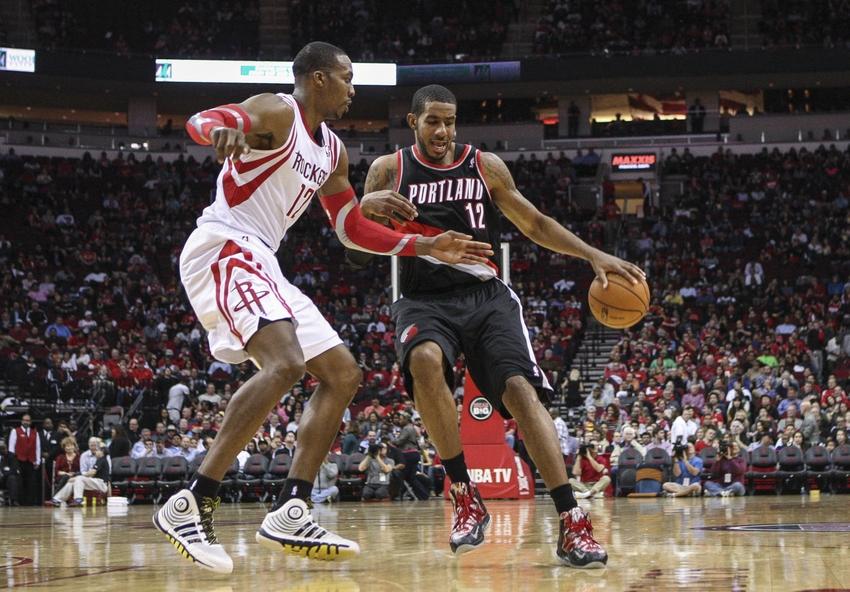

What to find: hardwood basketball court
left=2, top=495, right=848, bottom=590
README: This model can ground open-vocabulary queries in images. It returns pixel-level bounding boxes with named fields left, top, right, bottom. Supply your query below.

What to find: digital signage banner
left=611, top=153, right=657, bottom=172
left=0, top=47, right=36, bottom=73
left=155, top=59, right=396, bottom=86
left=397, top=61, right=520, bottom=85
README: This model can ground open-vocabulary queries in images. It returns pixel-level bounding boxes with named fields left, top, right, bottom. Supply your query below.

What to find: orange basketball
left=587, top=272, right=650, bottom=329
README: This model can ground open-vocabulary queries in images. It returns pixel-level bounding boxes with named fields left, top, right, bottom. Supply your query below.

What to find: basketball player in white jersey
left=153, top=42, right=493, bottom=574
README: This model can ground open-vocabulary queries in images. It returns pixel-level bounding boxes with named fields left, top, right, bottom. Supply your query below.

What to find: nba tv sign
left=0, top=47, right=36, bottom=73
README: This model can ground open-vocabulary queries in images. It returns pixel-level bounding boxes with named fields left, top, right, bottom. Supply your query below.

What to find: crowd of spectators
left=5, top=136, right=850, bottom=504
left=0, top=145, right=600, bottom=504
left=759, top=0, right=850, bottom=49
left=289, top=0, right=515, bottom=63
left=561, top=143, right=850, bottom=497
left=533, top=0, right=730, bottom=56
left=31, top=0, right=259, bottom=58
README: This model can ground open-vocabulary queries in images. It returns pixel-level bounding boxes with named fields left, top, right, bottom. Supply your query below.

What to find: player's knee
left=502, top=376, right=538, bottom=415
left=264, top=356, right=306, bottom=390
left=408, top=343, right=443, bottom=382
left=334, top=362, right=362, bottom=396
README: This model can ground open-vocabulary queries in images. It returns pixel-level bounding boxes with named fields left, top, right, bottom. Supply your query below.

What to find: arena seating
left=577, top=144, right=850, bottom=496
left=759, top=0, right=850, bottom=49
left=4, top=141, right=850, bottom=501
left=533, top=0, right=730, bottom=56
left=26, top=0, right=850, bottom=64
left=31, top=0, right=260, bottom=58
left=289, top=0, right=514, bottom=63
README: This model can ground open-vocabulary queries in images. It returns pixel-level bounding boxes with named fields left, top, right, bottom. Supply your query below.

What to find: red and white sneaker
left=556, top=507, right=608, bottom=568
left=449, top=482, right=491, bottom=554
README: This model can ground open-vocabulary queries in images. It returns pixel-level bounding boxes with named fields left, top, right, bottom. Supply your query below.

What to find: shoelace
left=453, top=490, right=479, bottom=531
left=564, top=513, right=597, bottom=551
left=198, top=496, right=221, bottom=545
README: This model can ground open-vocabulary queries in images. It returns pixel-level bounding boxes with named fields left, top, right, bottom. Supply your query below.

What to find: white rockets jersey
left=197, top=93, right=342, bottom=249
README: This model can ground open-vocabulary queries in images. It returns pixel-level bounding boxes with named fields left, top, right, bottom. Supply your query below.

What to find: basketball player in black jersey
left=354, top=85, right=645, bottom=568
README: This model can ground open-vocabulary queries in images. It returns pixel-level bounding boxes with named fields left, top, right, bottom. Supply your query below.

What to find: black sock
left=550, top=483, right=578, bottom=515
left=442, top=452, right=470, bottom=485
left=275, top=478, right=313, bottom=509
left=188, top=473, right=221, bottom=501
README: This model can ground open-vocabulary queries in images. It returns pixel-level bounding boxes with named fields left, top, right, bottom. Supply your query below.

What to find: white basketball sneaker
left=256, top=498, right=360, bottom=560
left=153, top=489, right=233, bottom=574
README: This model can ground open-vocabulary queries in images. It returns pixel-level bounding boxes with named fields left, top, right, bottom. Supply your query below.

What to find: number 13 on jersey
left=465, top=202, right=486, bottom=229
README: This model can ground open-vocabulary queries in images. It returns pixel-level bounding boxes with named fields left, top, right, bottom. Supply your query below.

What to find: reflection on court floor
left=1, top=496, right=848, bottom=591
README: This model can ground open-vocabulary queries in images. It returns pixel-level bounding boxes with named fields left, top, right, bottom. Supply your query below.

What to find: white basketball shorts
left=179, top=223, right=342, bottom=364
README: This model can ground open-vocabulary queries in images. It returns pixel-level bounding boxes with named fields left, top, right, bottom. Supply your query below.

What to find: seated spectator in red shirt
left=363, top=398, right=386, bottom=418
left=569, top=439, right=611, bottom=499
left=50, top=436, right=80, bottom=492
left=694, top=426, right=719, bottom=453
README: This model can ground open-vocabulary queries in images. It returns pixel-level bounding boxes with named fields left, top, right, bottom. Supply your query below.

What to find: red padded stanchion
left=443, top=372, right=535, bottom=499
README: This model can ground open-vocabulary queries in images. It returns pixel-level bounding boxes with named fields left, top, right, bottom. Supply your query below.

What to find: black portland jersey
left=391, top=143, right=501, bottom=297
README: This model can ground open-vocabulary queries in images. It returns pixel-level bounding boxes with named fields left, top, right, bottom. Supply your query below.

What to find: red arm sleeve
left=185, top=104, right=252, bottom=145
left=319, top=187, right=419, bottom=256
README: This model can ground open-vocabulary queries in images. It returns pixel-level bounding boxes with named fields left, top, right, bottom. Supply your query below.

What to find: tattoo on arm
left=481, top=153, right=517, bottom=193
left=364, top=157, right=397, bottom=193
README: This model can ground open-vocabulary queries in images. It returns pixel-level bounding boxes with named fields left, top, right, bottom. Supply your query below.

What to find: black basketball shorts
left=391, top=279, right=552, bottom=418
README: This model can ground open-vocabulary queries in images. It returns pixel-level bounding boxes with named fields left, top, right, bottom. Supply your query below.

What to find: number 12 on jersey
left=464, top=202, right=486, bottom=229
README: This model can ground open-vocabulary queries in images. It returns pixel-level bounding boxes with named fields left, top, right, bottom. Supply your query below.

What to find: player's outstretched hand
left=211, top=127, right=251, bottom=163
left=417, top=230, right=494, bottom=265
left=589, top=250, right=646, bottom=289
left=360, top=190, right=418, bottom=222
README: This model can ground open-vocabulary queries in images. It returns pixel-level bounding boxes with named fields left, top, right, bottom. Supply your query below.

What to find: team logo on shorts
left=400, top=324, right=418, bottom=343
left=469, top=396, right=493, bottom=421
left=232, top=280, right=270, bottom=315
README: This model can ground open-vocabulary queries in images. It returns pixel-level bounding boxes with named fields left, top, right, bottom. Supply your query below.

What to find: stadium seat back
left=266, top=454, right=291, bottom=477
left=135, top=457, right=162, bottom=478
left=749, top=445, right=778, bottom=468
left=777, top=446, right=805, bottom=470
left=804, top=445, right=830, bottom=470
left=161, top=456, right=189, bottom=478
left=832, top=444, right=850, bottom=469
left=242, top=453, right=269, bottom=477
left=643, top=448, right=671, bottom=468
left=110, top=456, right=135, bottom=479
left=346, top=452, right=366, bottom=474
left=699, top=446, right=718, bottom=470
left=618, top=447, right=643, bottom=468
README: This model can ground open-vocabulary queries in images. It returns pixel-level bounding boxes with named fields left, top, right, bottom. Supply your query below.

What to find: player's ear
left=312, top=70, right=325, bottom=88
left=406, top=113, right=417, bottom=130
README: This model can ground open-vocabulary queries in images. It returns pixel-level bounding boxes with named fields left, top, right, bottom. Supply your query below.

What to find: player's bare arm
left=479, top=151, right=645, bottom=288
left=319, top=144, right=493, bottom=265
left=360, top=154, right=417, bottom=222
left=186, top=92, right=296, bottom=162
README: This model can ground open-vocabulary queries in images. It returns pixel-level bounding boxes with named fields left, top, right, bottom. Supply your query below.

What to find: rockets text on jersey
left=197, top=93, right=341, bottom=250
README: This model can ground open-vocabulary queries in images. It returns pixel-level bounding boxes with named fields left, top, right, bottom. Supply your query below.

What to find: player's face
left=323, top=55, right=355, bottom=120
left=410, top=101, right=457, bottom=163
